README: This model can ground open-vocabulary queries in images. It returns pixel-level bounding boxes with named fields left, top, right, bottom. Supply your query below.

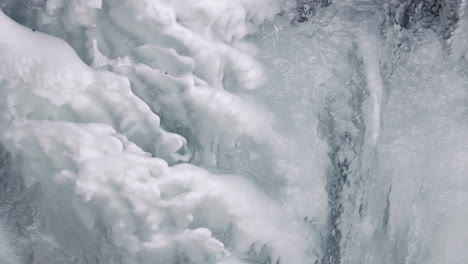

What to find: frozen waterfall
left=0, top=0, right=467, bottom=263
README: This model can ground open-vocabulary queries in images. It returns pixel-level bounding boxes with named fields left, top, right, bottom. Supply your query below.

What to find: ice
left=1, top=0, right=468, bottom=264
left=1, top=120, right=310, bottom=263
left=0, top=0, right=316, bottom=262
left=0, top=221, right=18, bottom=264
left=0, top=11, right=185, bottom=162
left=254, top=1, right=468, bottom=264
left=357, top=35, right=384, bottom=148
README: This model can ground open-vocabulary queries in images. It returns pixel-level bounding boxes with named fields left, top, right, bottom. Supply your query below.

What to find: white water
left=0, top=0, right=467, bottom=263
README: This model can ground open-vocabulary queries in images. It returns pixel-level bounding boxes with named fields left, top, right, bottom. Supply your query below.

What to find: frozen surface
left=0, top=0, right=467, bottom=263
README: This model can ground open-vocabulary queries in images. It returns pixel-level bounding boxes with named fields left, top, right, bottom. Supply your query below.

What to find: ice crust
left=1, top=0, right=468, bottom=264
left=50, top=0, right=285, bottom=165
left=2, top=121, right=309, bottom=263
left=0, top=1, right=315, bottom=263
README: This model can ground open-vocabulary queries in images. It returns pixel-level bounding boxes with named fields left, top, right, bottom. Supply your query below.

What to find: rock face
left=296, top=0, right=332, bottom=22
left=386, top=0, right=462, bottom=39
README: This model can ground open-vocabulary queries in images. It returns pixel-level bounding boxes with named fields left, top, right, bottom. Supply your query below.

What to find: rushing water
left=0, top=0, right=467, bottom=263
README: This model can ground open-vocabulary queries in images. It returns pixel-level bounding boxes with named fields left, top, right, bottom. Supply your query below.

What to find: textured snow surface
left=0, top=0, right=468, bottom=264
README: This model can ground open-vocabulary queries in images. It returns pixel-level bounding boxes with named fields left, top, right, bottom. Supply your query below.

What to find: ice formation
left=0, top=0, right=314, bottom=263
left=0, top=0, right=468, bottom=264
